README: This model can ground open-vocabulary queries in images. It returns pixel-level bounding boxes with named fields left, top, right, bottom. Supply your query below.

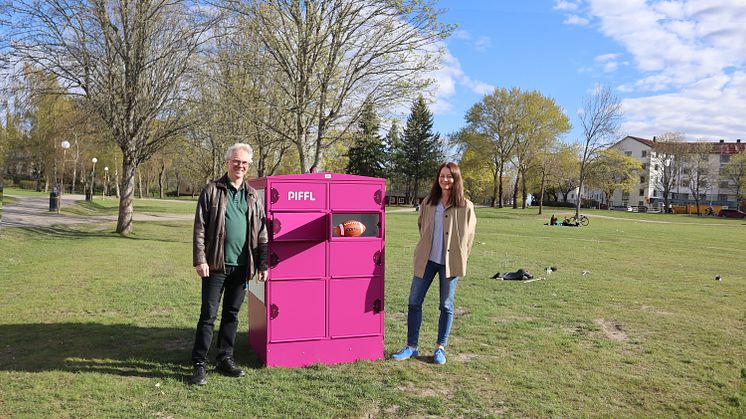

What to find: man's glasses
left=230, top=160, right=250, bottom=167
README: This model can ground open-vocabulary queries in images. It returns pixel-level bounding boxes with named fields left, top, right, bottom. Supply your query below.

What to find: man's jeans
left=407, top=260, right=459, bottom=348
left=191, top=265, right=247, bottom=364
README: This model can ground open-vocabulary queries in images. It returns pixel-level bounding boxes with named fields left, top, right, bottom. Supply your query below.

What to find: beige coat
left=413, top=198, right=477, bottom=278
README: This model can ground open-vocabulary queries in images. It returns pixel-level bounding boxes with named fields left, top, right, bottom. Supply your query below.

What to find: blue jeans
left=406, top=260, right=459, bottom=348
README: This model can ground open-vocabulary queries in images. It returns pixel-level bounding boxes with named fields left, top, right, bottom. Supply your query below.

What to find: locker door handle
left=373, top=298, right=382, bottom=313
left=272, top=218, right=282, bottom=235
left=270, top=187, right=279, bottom=204
left=373, top=189, right=382, bottom=205
left=269, top=252, right=280, bottom=268
left=373, top=250, right=382, bottom=266
left=270, top=304, right=280, bottom=320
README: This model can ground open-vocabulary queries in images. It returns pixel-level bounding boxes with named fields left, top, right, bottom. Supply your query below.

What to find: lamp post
left=90, top=157, right=98, bottom=201
left=58, top=140, right=71, bottom=213
left=103, top=166, right=109, bottom=198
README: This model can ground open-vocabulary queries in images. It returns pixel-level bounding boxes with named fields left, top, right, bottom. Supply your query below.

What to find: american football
left=335, top=220, right=366, bottom=237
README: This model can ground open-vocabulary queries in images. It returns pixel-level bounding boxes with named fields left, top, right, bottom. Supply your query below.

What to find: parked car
left=718, top=209, right=746, bottom=219
left=610, top=205, right=632, bottom=211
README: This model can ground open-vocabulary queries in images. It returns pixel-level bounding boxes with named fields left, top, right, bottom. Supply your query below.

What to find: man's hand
left=257, top=270, right=268, bottom=282
left=195, top=263, right=210, bottom=278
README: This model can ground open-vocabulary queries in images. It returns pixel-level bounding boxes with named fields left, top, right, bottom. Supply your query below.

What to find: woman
left=392, top=162, right=477, bottom=364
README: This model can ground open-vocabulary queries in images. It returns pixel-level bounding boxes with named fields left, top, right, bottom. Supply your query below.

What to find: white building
left=606, top=136, right=745, bottom=209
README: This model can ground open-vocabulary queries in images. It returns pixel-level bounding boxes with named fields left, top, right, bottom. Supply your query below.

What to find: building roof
left=614, top=135, right=746, bottom=155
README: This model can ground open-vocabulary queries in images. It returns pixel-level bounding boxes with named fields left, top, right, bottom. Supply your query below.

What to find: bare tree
left=3, top=1, right=218, bottom=234
left=220, top=0, right=452, bottom=173
left=652, top=132, right=687, bottom=212
left=576, top=86, right=622, bottom=218
left=723, top=150, right=746, bottom=209
left=682, top=141, right=715, bottom=216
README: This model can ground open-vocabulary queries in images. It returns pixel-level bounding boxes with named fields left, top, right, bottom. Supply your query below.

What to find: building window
left=653, top=190, right=658, bottom=197
left=654, top=164, right=659, bottom=170
left=718, top=194, right=729, bottom=202
left=642, top=163, right=647, bottom=170
left=639, top=189, right=645, bottom=196
left=642, top=150, right=648, bottom=157
left=640, top=176, right=646, bottom=183
left=680, top=193, right=689, bottom=200
left=721, top=155, right=731, bottom=163
left=622, top=191, right=630, bottom=198
left=719, top=181, right=730, bottom=188
left=625, top=151, right=632, bottom=156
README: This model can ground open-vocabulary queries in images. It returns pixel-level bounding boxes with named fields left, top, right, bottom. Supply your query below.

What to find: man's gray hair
left=224, top=143, right=254, bottom=163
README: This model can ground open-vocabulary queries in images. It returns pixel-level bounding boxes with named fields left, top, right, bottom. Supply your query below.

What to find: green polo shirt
left=224, top=182, right=248, bottom=266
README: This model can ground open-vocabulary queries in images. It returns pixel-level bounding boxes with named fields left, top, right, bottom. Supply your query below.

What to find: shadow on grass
left=0, top=323, right=262, bottom=379
left=15, top=224, right=190, bottom=243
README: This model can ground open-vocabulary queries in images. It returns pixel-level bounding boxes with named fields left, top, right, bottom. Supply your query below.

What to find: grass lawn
left=0, top=208, right=744, bottom=417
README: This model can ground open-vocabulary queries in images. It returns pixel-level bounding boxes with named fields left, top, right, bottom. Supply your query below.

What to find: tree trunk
left=521, top=171, right=528, bottom=209
left=116, top=159, right=137, bottom=235
left=158, top=160, right=166, bottom=199
left=497, top=161, right=505, bottom=208
left=511, top=173, right=519, bottom=209
left=538, top=171, right=546, bottom=215
left=491, top=169, right=499, bottom=207
left=137, top=169, right=143, bottom=199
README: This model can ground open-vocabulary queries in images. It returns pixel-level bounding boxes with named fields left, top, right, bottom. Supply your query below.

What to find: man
left=189, top=143, right=268, bottom=386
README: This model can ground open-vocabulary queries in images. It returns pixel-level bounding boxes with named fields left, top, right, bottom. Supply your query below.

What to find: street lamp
left=90, top=157, right=98, bottom=201
left=103, top=166, right=109, bottom=198
left=58, top=140, right=71, bottom=213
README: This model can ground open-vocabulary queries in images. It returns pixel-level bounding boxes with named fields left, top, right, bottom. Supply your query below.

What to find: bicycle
left=567, top=214, right=589, bottom=226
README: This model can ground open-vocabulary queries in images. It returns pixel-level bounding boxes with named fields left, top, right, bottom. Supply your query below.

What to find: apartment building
left=606, top=136, right=745, bottom=209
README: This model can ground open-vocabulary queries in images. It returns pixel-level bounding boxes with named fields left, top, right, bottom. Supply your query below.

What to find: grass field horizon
left=1, top=205, right=744, bottom=417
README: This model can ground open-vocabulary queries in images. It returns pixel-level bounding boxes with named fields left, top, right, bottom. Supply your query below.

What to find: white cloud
left=620, top=72, right=746, bottom=140
left=474, top=36, right=492, bottom=53
left=428, top=48, right=496, bottom=115
left=554, top=0, right=580, bottom=11
left=595, top=53, right=619, bottom=62
left=603, top=61, right=619, bottom=72
left=564, top=14, right=590, bottom=25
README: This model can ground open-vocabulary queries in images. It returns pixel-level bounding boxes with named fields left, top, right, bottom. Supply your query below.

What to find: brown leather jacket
left=193, top=174, right=269, bottom=279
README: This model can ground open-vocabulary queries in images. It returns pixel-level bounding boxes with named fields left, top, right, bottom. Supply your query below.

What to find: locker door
left=269, top=280, right=326, bottom=342
left=329, top=277, right=383, bottom=338
left=271, top=212, right=326, bottom=241
left=269, top=241, right=326, bottom=280
left=330, top=183, right=384, bottom=211
left=329, top=241, right=383, bottom=277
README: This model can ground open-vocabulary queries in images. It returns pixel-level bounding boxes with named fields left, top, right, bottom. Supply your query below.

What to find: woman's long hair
left=424, top=162, right=466, bottom=207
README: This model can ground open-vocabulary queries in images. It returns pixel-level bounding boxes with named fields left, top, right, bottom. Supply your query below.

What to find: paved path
left=1, top=194, right=192, bottom=229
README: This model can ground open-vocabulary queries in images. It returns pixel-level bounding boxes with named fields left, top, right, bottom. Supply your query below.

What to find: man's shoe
left=391, top=346, right=419, bottom=361
left=433, top=348, right=446, bottom=365
left=215, top=357, right=245, bottom=377
left=189, top=362, right=207, bottom=385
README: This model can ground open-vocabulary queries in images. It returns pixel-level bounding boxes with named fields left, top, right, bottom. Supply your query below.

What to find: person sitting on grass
left=562, top=216, right=579, bottom=227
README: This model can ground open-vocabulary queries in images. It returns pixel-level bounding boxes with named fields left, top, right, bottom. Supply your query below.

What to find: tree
left=346, top=100, right=386, bottom=178
left=724, top=150, right=746, bottom=209
left=682, top=141, right=714, bottom=215
left=399, top=96, right=442, bottom=204
left=454, top=131, right=493, bottom=204
left=224, top=0, right=452, bottom=173
left=465, top=87, right=521, bottom=207
left=510, top=90, right=570, bottom=209
left=586, top=149, right=641, bottom=206
left=4, top=1, right=219, bottom=234
left=651, top=132, right=687, bottom=211
left=576, top=86, right=622, bottom=217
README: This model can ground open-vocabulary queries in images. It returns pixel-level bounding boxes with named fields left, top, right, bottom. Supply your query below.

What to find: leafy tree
left=465, top=87, right=520, bottom=207
left=586, top=149, right=641, bottom=206
left=455, top=131, right=494, bottom=204
left=346, top=100, right=386, bottom=178
left=576, top=86, right=622, bottom=217
left=399, top=96, right=443, bottom=204
left=510, top=90, right=570, bottom=209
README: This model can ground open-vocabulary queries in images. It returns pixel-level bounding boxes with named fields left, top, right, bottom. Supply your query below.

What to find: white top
left=428, top=202, right=446, bottom=264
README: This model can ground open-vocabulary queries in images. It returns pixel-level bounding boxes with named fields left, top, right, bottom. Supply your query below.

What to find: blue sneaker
left=433, top=347, right=446, bottom=364
left=391, top=346, right=418, bottom=360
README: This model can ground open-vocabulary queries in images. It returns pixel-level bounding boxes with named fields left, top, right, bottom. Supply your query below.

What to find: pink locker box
left=247, top=173, right=385, bottom=368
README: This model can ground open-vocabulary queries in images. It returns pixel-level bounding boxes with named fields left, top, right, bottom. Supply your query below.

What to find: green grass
left=0, top=209, right=744, bottom=417
left=60, top=197, right=196, bottom=216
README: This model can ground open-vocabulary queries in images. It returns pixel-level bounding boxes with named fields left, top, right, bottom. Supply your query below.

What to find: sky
left=428, top=0, right=746, bottom=144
